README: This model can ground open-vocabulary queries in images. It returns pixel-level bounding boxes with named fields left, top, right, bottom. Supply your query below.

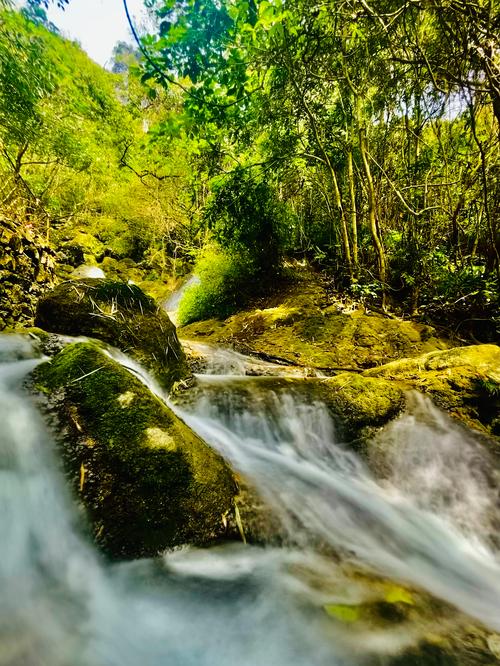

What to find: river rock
left=35, top=278, right=189, bottom=389
left=32, top=342, right=238, bottom=558
left=363, top=344, right=500, bottom=439
left=313, top=374, right=405, bottom=439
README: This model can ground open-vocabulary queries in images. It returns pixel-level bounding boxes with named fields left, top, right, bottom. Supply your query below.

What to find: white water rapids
left=1, top=334, right=500, bottom=665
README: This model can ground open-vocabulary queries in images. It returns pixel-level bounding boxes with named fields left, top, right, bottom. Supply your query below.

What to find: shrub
left=204, top=168, right=285, bottom=279
left=177, top=244, right=255, bottom=325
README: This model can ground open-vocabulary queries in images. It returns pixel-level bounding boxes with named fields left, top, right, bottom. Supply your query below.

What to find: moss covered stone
left=35, top=278, right=189, bottom=389
left=33, top=342, right=237, bottom=558
left=179, top=271, right=450, bottom=372
left=322, top=576, right=500, bottom=666
left=310, top=374, right=405, bottom=439
left=60, top=232, right=105, bottom=266
left=364, top=344, right=500, bottom=438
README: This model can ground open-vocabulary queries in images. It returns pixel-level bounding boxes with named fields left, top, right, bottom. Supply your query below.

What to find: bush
left=204, top=168, right=285, bottom=278
left=88, top=214, right=151, bottom=261
left=177, top=244, right=255, bottom=325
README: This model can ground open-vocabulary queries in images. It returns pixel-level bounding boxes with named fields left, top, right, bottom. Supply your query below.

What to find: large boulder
left=32, top=342, right=238, bottom=558
left=363, top=344, right=500, bottom=438
left=35, top=279, right=189, bottom=389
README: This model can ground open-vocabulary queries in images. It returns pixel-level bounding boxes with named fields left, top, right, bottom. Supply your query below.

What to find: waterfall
left=1, top=334, right=500, bottom=665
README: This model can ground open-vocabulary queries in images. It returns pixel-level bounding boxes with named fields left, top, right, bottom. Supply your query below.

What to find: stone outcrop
left=179, top=272, right=450, bottom=372
left=0, top=219, right=55, bottom=330
left=364, top=344, right=500, bottom=439
left=32, top=342, right=238, bottom=558
left=35, top=278, right=189, bottom=389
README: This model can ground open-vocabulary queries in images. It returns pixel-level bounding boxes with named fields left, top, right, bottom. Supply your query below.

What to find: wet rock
left=313, top=374, right=405, bottom=439
left=363, top=345, right=500, bottom=439
left=322, top=577, right=500, bottom=666
left=35, top=279, right=189, bottom=389
left=179, top=373, right=404, bottom=448
left=32, top=342, right=238, bottom=558
left=378, top=634, right=499, bottom=666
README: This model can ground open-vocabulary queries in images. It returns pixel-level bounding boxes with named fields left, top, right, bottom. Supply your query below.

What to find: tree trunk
left=347, top=147, right=358, bottom=275
left=359, top=126, right=387, bottom=306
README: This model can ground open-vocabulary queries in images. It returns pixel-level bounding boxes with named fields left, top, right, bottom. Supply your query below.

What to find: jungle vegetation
left=1, top=0, right=499, bottom=335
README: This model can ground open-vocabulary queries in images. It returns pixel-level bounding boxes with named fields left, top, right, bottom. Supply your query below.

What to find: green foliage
left=143, top=0, right=499, bottom=325
left=0, top=11, right=55, bottom=146
left=0, top=8, right=128, bottom=229
left=204, top=169, right=284, bottom=277
left=477, top=378, right=500, bottom=398
left=178, top=244, right=255, bottom=325
left=2, top=0, right=498, bottom=332
left=177, top=168, right=288, bottom=324
left=0, top=6, right=194, bottom=274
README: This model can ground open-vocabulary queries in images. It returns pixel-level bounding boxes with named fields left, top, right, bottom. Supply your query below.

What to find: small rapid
left=175, top=377, right=500, bottom=631
left=0, top=336, right=361, bottom=666
left=2, top=334, right=500, bottom=665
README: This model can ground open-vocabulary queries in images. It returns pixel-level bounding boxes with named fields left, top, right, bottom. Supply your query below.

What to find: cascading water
left=2, top=333, right=500, bottom=665
left=174, top=376, right=500, bottom=632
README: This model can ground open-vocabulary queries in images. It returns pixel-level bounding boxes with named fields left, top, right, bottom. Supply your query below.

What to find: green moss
left=34, top=342, right=237, bottom=558
left=384, top=585, right=415, bottom=605
left=364, top=344, right=500, bottom=378
left=364, top=344, right=500, bottom=439
left=314, top=374, right=405, bottom=434
left=35, top=279, right=189, bottom=389
left=324, top=604, right=361, bottom=623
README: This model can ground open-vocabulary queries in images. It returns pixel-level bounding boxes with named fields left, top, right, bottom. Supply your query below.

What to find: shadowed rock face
left=32, top=342, right=238, bottom=559
left=35, top=278, right=189, bottom=389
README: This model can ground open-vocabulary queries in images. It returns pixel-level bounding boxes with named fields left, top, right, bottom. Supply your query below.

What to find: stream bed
left=1, top=334, right=500, bottom=665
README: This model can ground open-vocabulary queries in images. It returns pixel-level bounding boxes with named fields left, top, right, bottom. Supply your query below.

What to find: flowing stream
left=2, top=334, right=500, bottom=665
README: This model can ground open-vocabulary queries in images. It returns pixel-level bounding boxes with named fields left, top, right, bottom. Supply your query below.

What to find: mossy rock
left=179, top=374, right=404, bottom=445
left=312, top=374, right=405, bottom=438
left=179, top=271, right=450, bottom=372
left=99, top=256, right=146, bottom=285
left=35, top=279, right=189, bottom=389
left=32, top=342, right=238, bottom=558
left=60, top=232, right=105, bottom=266
left=364, top=345, right=500, bottom=439
left=322, top=577, right=500, bottom=666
